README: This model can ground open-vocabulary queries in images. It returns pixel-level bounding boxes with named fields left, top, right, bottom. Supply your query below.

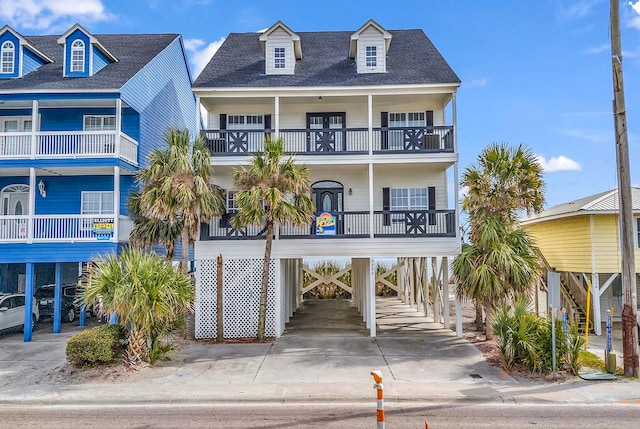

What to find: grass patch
left=578, top=351, right=605, bottom=371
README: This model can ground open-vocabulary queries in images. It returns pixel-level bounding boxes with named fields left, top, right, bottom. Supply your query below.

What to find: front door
left=307, top=113, right=346, bottom=152
left=6, top=192, right=28, bottom=215
left=312, top=181, right=344, bottom=235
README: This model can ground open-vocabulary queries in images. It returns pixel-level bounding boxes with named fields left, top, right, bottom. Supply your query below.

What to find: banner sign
left=93, top=218, right=114, bottom=240
left=315, top=212, right=336, bottom=236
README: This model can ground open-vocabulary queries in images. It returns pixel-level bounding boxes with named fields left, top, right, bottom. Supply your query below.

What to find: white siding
left=357, top=26, right=385, bottom=73
left=265, top=28, right=295, bottom=75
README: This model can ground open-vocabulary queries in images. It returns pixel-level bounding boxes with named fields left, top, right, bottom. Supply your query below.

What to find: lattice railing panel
left=196, top=258, right=280, bottom=339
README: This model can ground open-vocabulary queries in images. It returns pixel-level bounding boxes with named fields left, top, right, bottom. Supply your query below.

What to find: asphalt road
left=2, top=403, right=639, bottom=428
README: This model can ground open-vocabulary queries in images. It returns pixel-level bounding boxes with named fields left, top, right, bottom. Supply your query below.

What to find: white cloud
left=558, top=0, right=599, bottom=21
left=628, top=1, right=640, bottom=29
left=183, top=37, right=226, bottom=79
left=536, top=155, right=582, bottom=172
left=584, top=43, right=609, bottom=54
left=0, top=0, right=113, bottom=31
left=466, top=78, right=488, bottom=87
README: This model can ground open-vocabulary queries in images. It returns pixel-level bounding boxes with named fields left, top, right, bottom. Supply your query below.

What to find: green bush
left=492, top=297, right=569, bottom=373
left=66, top=324, right=125, bottom=367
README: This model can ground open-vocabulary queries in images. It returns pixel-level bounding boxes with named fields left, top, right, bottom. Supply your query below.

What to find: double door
left=306, top=113, right=345, bottom=152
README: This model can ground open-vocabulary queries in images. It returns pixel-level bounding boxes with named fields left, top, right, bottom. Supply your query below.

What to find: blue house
left=0, top=23, right=196, bottom=340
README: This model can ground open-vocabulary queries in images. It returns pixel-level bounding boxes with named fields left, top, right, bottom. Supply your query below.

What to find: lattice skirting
left=195, top=258, right=282, bottom=339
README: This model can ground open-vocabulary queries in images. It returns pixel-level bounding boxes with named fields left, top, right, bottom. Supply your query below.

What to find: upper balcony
left=203, top=125, right=453, bottom=157
left=0, top=131, right=138, bottom=165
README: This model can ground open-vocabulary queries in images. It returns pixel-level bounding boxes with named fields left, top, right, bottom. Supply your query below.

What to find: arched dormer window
left=1, top=41, right=15, bottom=74
left=71, top=39, right=85, bottom=72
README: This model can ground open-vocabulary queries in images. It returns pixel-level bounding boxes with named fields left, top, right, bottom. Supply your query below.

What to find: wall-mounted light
left=318, top=96, right=323, bottom=101
left=38, top=180, right=46, bottom=198
left=348, top=188, right=352, bottom=196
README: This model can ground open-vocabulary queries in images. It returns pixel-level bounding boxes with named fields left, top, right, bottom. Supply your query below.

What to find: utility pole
left=610, top=0, right=639, bottom=378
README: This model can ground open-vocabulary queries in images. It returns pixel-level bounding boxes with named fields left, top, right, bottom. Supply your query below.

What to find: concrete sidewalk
left=0, top=299, right=638, bottom=406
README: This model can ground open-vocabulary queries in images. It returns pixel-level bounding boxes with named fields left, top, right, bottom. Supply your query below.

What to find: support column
left=443, top=256, right=450, bottom=329
left=591, top=273, right=602, bottom=336
left=113, top=166, right=120, bottom=242
left=452, top=92, right=460, bottom=246
left=432, top=257, right=440, bottom=323
left=368, top=258, right=376, bottom=337
left=367, top=94, right=373, bottom=156
left=368, top=163, right=374, bottom=239
left=23, top=262, right=35, bottom=342
left=274, top=96, right=280, bottom=138
left=28, top=168, right=35, bottom=243
left=423, top=256, right=429, bottom=317
left=455, top=284, right=463, bottom=337
left=195, top=95, right=202, bottom=133
left=30, top=100, right=38, bottom=159
left=53, top=263, right=62, bottom=334
left=115, top=99, right=122, bottom=157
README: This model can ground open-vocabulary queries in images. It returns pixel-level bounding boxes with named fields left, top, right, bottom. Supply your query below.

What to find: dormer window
left=365, top=46, right=377, bottom=68
left=1, top=41, right=14, bottom=74
left=71, top=39, right=85, bottom=72
left=274, top=47, right=285, bottom=69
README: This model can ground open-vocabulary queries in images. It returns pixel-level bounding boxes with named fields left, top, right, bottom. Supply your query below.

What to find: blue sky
left=3, top=0, right=640, bottom=208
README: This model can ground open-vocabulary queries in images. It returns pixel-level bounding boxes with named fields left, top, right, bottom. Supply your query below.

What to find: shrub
left=492, top=297, right=569, bottom=373
left=565, top=322, right=586, bottom=375
left=66, top=324, right=125, bottom=367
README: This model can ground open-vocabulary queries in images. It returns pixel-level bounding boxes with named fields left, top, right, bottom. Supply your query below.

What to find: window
left=83, top=116, right=116, bottom=131
left=71, top=39, right=85, bottom=72
left=227, top=115, right=263, bottom=129
left=1, top=41, right=14, bottom=74
left=81, top=191, right=114, bottom=215
left=390, top=188, right=428, bottom=211
left=389, top=112, right=426, bottom=149
left=365, top=45, right=377, bottom=68
left=274, top=47, right=285, bottom=69
left=227, top=191, right=239, bottom=214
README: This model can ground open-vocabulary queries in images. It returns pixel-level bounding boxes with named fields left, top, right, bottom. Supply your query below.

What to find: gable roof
left=520, top=187, right=640, bottom=225
left=193, top=28, right=460, bottom=88
left=258, top=20, right=302, bottom=60
left=0, top=33, right=179, bottom=92
left=56, top=23, right=118, bottom=62
left=0, top=25, right=53, bottom=63
left=349, top=19, right=392, bottom=58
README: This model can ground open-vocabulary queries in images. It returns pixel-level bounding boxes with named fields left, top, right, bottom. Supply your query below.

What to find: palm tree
left=454, top=143, right=545, bottom=335
left=128, top=192, right=181, bottom=261
left=232, top=138, right=314, bottom=340
left=134, top=128, right=225, bottom=270
left=80, top=248, right=194, bottom=364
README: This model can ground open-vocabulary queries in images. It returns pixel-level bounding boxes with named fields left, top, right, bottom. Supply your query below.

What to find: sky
left=2, top=0, right=640, bottom=209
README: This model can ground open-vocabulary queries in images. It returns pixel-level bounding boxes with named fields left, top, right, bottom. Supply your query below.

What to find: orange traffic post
left=370, top=370, right=384, bottom=429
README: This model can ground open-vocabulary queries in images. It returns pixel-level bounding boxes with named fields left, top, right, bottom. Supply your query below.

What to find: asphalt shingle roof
left=193, top=29, right=460, bottom=88
left=0, top=33, right=180, bottom=92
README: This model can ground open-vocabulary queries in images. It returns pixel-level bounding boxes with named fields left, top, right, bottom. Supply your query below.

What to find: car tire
left=23, top=314, right=36, bottom=333
left=65, top=307, right=76, bottom=323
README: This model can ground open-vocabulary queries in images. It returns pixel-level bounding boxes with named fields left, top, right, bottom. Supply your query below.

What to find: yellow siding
left=525, top=214, right=640, bottom=274
left=524, top=216, right=592, bottom=272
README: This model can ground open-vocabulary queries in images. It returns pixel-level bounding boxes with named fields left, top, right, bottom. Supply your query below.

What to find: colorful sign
left=93, top=218, right=114, bottom=240
left=315, top=212, right=336, bottom=236
left=18, top=222, right=27, bottom=238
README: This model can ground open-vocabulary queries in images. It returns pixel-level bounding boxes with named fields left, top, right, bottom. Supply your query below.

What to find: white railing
left=118, top=215, right=135, bottom=241
left=0, top=131, right=138, bottom=163
left=119, top=132, right=138, bottom=165
left=0, top=214, right=132, bottom=242
left=0, top=133, right=31, bottom=157
left=0, top=215, right=30, bottom=241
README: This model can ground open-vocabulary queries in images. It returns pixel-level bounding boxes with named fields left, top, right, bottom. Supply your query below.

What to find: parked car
left=35, top=284, right=80, bottom=323
left=0, top=293, right=39, bottom=333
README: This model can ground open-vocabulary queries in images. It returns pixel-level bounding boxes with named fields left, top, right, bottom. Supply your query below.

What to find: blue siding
left=92, top=48, right=109, bottom=74
left=0, top=108, right=31, bottom=118
left=122, top=107, right=140, bottom=141
left=120, top=175, right=136, bottom=215
left=40, top=107, right=116, bottom=132
left=0, top=242, right=119, bottom=264
left=0, top=177, right=28, bottom=190
left=0, top=31, right=19, bottom=78
left=23, top=47, right=45, bottom=75
left=64, top=30, right=90, bottom=78
left=35, top=175, right=114, bottom=215
left=120, top=37, right=196, bottom=168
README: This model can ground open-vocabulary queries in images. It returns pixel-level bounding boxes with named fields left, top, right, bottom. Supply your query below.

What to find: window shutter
left=219, top=114, right=227, bottom=130
left=219, top=189, right=229, bottom=228
left=428, top=186, right=436, bottom=225
left=426, top=111, right=434, bottom=127
left=382, top=187, right=390, bottom=226
left=264, top=114, right=272, bottom=140
left=381, top=112, right=389, bottom=150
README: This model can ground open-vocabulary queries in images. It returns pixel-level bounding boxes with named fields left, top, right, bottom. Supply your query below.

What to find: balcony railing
left=200, top=210, right=456, bottom=241
left=0, top=131, right=138, bottom=164
left=203, top=126, right=454, bottom=156
left=0, top=214, right=133, bottom=242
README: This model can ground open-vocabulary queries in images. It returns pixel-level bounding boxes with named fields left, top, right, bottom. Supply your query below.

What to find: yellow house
left=521, top=188, right=640, bottom=335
